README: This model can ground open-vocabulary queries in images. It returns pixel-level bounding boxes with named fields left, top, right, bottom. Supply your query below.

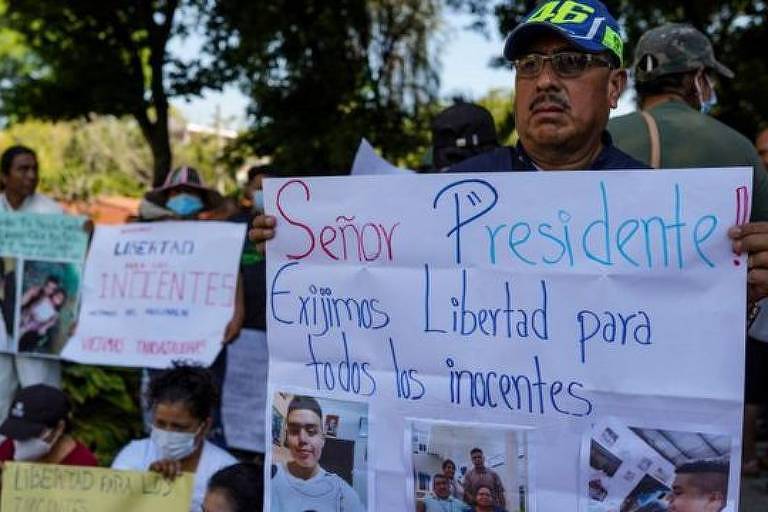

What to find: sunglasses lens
left=516, top=55, right=542, bottom=77
left=554, top=53, right=589, bottom=76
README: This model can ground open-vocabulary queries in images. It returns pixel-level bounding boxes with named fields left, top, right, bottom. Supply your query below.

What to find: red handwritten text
left=98, top=270, right=236, bottom=306
left=276, top=179, right=400, bottom=262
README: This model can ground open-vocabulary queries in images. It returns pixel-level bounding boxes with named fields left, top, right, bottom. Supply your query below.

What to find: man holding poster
left=0, top=145, right=67, bottom=423
left=247, top=0, right=768, bottom=302
left=253, top=1, right=759, bottom=510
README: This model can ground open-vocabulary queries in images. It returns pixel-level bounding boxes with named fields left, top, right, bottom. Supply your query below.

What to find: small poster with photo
left=325, top=414, right=340, bottom=437
left=584, top=418, right=733, bottom=512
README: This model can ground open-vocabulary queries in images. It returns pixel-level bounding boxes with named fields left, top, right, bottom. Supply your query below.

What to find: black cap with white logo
left=0, top=384, right=70, bottom=440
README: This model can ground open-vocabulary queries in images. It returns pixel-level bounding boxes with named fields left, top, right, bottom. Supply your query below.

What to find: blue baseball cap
left=503, top=0, right=624, bottom=66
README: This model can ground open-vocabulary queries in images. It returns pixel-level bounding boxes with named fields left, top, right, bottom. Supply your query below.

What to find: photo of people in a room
left=586, top=418, right=732, bottom=512
left=17, top=260, right=80, bottom=355
left=410, top=420, right=531, bottom=512
left=270, top=392, right=368, bottom=511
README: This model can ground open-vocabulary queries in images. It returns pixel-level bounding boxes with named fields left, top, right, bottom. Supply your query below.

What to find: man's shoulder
left=111, top=438, right=153, bottom=469
left=27, top=193, right=64, bottom=214
left=608, top=111, right=644, bottom=132
left=600, top=144, right=650, bottom=170
left=700, top=114, right=757, bottom=148
left=660, top=106, right=759, bottom=163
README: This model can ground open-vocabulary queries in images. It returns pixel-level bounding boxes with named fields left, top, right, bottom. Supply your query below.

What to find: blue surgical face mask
left=251, top=189, right=265, bottom=212
left=166, top=193, right=204, bottom=216
left=695, top=72, right=718, bottom=114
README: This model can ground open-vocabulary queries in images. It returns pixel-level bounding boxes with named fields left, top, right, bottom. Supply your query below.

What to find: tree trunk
left=150, top=121, right=172, bottom=188
left=134, top=109, right=172, bottom=189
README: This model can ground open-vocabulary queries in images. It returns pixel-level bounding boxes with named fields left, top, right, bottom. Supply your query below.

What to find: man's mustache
left=530, top=93, right=570, bottom=111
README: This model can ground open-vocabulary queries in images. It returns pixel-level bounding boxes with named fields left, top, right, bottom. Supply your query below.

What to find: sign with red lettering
left=265, top=171, right=749, bottom=511
left=62, top=221, right=245, bottom=368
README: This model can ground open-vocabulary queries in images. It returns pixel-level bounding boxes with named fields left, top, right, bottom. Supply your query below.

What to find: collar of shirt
left=515, top=131, right=634, bottom=170
left=1, top=193, right=32, bottom=212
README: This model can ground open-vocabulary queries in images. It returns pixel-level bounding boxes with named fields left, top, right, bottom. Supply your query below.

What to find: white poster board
left=264, top=170, right=748, bottom=511
left=64, top=221, right=245, bottom=368
left=222, top=328, right=269, bottom=452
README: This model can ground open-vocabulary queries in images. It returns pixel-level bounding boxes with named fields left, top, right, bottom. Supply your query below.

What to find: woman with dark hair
left=470, top=486, right=505, bottom=512
left=203, top=462, right=263, bottom=512
left=112, top=364, right=237, bottom=512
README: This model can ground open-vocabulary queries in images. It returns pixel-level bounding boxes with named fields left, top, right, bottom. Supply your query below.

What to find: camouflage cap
left=633, top=23, right=734, bottom=82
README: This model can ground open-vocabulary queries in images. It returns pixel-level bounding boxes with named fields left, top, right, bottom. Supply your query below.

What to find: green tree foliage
left=0, top=0, right=232, bottom=186
left=62, top=364, right=143, bottom=465
left=0, top=117, right=149, bottom=199
left=489, top=0, right=768, bottom=138
left=0, top=114, right=237, bottom=200
left=209, top=0, right=443, bottom=173
left=477, top=88, right=516, bottom=145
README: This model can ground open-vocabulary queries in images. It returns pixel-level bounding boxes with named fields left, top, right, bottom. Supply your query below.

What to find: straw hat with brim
left=0, top=384, right=70, bottom=440
left=144, top=166, right=224, bottom=210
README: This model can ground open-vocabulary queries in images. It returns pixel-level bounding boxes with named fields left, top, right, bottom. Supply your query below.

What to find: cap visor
left=0, top=417, right=46, bottom=441
left=713, top=60, right=734, bottom=79
left=504, top=23, right=603, bottom=61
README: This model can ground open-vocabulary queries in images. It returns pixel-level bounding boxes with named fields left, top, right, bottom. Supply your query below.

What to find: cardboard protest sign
left=264, top=170, right=749, bottom=511
left=0, top=462, right=194, bottom=512
left=63, top=221, right=245, bottom=368
left=0, top=213, right=88, bottom=357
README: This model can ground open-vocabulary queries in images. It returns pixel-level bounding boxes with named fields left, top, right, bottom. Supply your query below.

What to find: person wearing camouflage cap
left=611, top=23, right=768, bottom=481
left=609, top=23, right=768, bottom=220
left=632, top=23, right=734, bottom=88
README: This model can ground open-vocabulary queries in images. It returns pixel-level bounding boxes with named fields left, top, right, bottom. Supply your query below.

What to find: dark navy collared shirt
left=450, top=132, right=649, bottom=172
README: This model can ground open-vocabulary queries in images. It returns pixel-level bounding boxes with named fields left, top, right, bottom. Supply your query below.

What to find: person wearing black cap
left=0, top=384, right=97, bottom=466
left=431, top=103, right=500, bottom=171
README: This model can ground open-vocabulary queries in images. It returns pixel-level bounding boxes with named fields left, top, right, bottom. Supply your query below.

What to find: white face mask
left=695, top=71, right=718, bottom=114
left=150, top=426, right=200, bottom=461
left=14, top=437, right=53, bottom=461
